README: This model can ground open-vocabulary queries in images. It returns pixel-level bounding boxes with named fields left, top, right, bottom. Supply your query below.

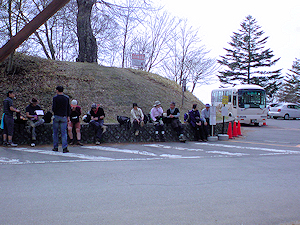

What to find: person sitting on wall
left=25, top=97, right=45, bottom=147
left=150, top=100, right=165, bottom=142
left=68, top=99, right=83, bottom=146
left=89, top=103, right=107, bottom=145
left=130, top=103, right=144, bottom=136
left=201, top=103, right=211, bottom=137
left=166, top=102, right=185, bottom=141
left=188, top=104, right=207, bottom=142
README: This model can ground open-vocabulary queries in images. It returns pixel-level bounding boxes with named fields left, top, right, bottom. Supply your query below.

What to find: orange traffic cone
left=233, top=121, right=238, bottom=137
left=227, top=122, right=233, bottom=139
left=263, top=119, right=267, bottom=126
left=237, top=121, right=242, bottom=136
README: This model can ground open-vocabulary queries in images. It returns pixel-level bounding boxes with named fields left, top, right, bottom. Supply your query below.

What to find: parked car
left=268, top=103, right=300, bottom=120
left=267, top=103, right=279, bottom=118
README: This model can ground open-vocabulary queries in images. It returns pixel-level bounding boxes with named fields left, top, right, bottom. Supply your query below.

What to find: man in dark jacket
left=89, top=103, right=106, bottom=145
left=52, top=86, right=70, bottom=153
left=188, top=104, right=207, bottom=142
left=166, top=102, right=185, bottom=141
left=2, top=90, right=20, bottom=147
left=25, top=97, right=45, bottom=147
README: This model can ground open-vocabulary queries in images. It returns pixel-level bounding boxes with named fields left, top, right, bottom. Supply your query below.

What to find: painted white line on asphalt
left=195, top=143, right=300, bottom=155
left=206, top=151, right=249, bottom=157
left=83, top=146, right=157, bottom=156
left=0, top=157, right=20, bottom=163
left=143, top=144, right=203, bottom=152
left=10, top=148, right=114, bottom=161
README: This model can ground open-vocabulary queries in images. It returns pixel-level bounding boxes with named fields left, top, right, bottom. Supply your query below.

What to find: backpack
left=82, top=114, right=91, bottom=123
left=184, top=112, right=190, bottom=123
left=117, top=116, right=131, bottom=129
left=143, top=114, right=149, bottom=124
left=43, top=111, right=53, bottom=123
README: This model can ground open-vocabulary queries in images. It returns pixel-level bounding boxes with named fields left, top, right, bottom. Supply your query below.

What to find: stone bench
left=1, top=121, right=231, bottom=145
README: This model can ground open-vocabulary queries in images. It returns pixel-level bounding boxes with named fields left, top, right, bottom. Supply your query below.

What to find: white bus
left=211, top=84, right=268, bottom=125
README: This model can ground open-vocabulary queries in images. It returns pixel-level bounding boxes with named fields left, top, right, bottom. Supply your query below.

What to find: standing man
left=25, top=97, right=45, bottom=147
left=201, top=104, right=211, bottom=137
left=150, top=100, right=165, bottom=141
left=52, top=86, right=70, bottom=153
left=89, top=103, right=106, bottom=145
left=166, top=102, right=185, bottom=141
left=2, top=90, right=20, bottom=147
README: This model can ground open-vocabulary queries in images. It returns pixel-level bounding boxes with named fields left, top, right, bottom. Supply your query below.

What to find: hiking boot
left=7, top=142, right=18, bottom=147
left=31, top=143, right=36, bottom=147
left=69, top=139, right=74, bottom=145
left=77, top=141, right=83, bottom=146
left=95, top=141, right=101, bottom=145
left=52, top=148, right=58, bottom=152
left=63, top=148, right=69, bottom=153
left=3, top=142, right=7, bottom=147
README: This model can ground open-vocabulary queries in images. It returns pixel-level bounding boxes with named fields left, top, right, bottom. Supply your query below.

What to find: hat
left=71, top=99, right=78, bottom=107
left=170, top=102, right=176, bottom=105
left=91, top=103, right=97, bottom=109
left=205, top=104, right=210, bottom=107
left=154, top=101, right=161, bottom=107
left=31, top=98, right=38, bottom=103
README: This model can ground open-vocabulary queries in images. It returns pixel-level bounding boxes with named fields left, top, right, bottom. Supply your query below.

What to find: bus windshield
left=238, top=89, right=266, bottom=108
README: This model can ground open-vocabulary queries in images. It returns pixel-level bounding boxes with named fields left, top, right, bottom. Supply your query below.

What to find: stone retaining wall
left=0, top=121, right=232, bottom=145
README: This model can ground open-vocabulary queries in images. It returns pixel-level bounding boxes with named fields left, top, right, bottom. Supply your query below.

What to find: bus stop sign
left=222, top=96, right=229, bottom=105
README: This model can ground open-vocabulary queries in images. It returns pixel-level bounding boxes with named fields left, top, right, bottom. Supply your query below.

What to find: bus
left=211, top=84, right=268, bottom=125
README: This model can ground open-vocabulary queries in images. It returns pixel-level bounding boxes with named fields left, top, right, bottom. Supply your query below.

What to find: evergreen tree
left=218, top=15, right=282, bottom=98
left=277, top=59, right=300, bottom=103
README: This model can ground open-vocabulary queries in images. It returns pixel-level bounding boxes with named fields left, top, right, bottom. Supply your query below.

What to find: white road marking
left=143, top=144, right=203, bottom=152
left=195, top=143, right=300, bottom=155
left=0, top=157, right=20, bottom=163
left=206, top=151, right=249, bottom=157
left=83, top=146, right=157, bottom=156
left=10, top=147, right=113, bottom=161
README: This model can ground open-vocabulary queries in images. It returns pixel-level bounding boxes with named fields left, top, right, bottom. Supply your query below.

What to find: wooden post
left=0, top=0, right=70, bottom=63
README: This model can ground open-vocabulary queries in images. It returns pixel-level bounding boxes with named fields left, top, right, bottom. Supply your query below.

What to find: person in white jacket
left=150, top=100, right=165, bottom=141
left=130, top=103, right=144, bottom=136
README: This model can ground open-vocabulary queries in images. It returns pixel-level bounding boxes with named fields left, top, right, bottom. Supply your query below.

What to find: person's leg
left=96, top=121, right=103, bottom=142
left=75, top=122, right=82, bottom=145
left=52, top=116, right=59, bottom=150
left=32, top=119, right=44, bottom=141
left=60, top=117, right=68, bottom=151
left=67, top=122, right=74, bottom=144
left=160, top=124, right=165, bottom=141
left=154, top=123, right=160, bottom=141
left=6, top=116, right=15, bottom=146
left=133, top=120, right=139, bottom=135
left=199, top=123, right=207, bottom=141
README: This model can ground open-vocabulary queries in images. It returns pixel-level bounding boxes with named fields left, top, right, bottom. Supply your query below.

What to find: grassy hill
left=0, top=54, right=204, bottom=123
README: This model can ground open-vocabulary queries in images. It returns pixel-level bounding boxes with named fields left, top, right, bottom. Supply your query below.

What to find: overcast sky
left=156, top=0, right=300, bottom=103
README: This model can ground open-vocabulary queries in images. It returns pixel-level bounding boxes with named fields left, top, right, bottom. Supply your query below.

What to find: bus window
left=233, top=96, right=237, bottom=108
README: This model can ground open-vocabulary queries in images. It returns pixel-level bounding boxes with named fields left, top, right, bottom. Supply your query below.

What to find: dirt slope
left=0, top=54, right=204, bottom=122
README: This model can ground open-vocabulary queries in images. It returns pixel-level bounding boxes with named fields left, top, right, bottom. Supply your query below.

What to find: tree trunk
left=76, top=0, right=97, bottom=63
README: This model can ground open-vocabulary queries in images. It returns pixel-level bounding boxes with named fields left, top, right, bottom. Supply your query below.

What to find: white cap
left=71, top=99, right=78, bottom=106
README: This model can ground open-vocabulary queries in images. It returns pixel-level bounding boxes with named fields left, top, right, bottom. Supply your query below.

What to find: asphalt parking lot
left=1, top=118, right=300, bottom=225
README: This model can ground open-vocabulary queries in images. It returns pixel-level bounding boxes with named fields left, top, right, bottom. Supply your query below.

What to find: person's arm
left=201, top=109, right=206, bottom=120
left=99, top=108, right=105, bottom=120
left=139, top=108, right=144, bottom=121
left=131, top=109, right=138, bottom=121
left=150, top=108, right=156, bottom=121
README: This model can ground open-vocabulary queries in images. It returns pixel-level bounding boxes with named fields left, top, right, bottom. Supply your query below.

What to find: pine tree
left=218, top=15, right=282, bottom=98
left=277, top=59, right=300, bottom=103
